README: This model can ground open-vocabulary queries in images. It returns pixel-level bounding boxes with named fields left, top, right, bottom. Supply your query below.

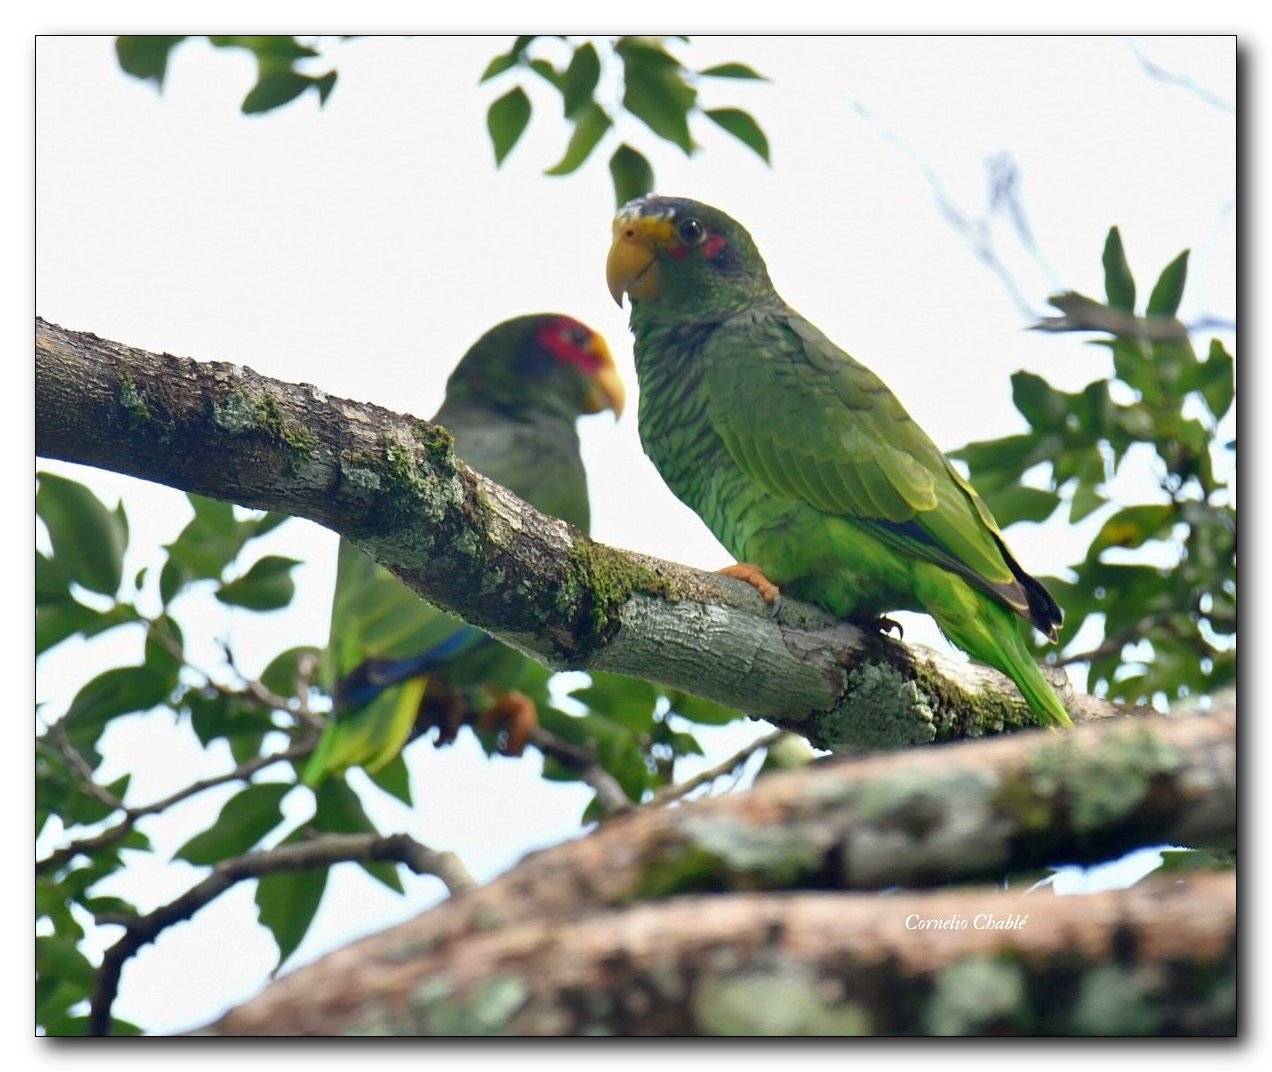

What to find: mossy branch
left=37, top=317, right=1120, bottom=749
left=205, top=707, right=1235, bottom=1036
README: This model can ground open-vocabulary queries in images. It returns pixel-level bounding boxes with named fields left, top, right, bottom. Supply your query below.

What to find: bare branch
left=89, top=831, right=474, bottom=1036
left=1032, top=291, right=1193, bottom=342
left=649, top=728, right=785, bottom=806
left=525, top=725, right=633, bottom=817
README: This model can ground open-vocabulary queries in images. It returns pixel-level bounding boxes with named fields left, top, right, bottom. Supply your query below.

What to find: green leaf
left=1011, top=371, right=1067, bottom=430
left=246, top=510, right=292, bottom=540
left=185, top=690, right=276, bottom=748
left=255, top=833, right=328, bottom=971
left=609, top=144, right=654, bottom=207
left=666, top=691, right=743, bottom=726
left=704, top=108, right=770, bottom=162
left=545, top=102, right=611, bottom=176
left=561, top=42, right=601, bottom=116
left=951, top=433, right=1040, bottom=485
left=174, top=783, right=292, bottom=866
left=1101, top=227, right=1136, bottom=312
left=64, top=663, right=179, bottom=750
left=216, top=555, right=301, bottom=611
left=35, top=601, right=99, bottom=656
left=698, top=62, right=768, bottom=80
left=487, top=87, right=532, bottom=166
left=260, top=645, right=321, bottom=697
left=1089, top=505, right=1178, bottom=557
left=366, top=751, right=413, bottom=806
left=312, top=778, right=405, bottom=893
left=570, top=672, right=658, bottom=732
left=242, top=68, right=336, bottom=114
left=114, top=36, right=188, bottom=86
left=207, top=36, right=318, bottom=62
left=528, top=58, right=563, bottom=90
left=1194, top=340, right=1234, bottom=421
left=479, top=52, right=518, bottom=82
left=36, top=549, right=74, bottom=606
left=979, top=484, right=1061, bottom=526
left=1068, top=452, right=1108, bottom=523
left=36, top=473, right=128, bottom=596
left=1146, top=249, right=1189, bottom=317
left=621, top=51, right=696, bottom=154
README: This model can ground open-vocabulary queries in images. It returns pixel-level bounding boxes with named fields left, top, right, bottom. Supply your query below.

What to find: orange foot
left=477, top=690, right=539, bottom=757
left=717, top=562, right=781, bottom=611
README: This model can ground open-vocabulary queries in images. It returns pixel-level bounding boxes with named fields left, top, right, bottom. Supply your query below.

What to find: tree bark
left=35, top=317, right=1123, bottom=750
left=205, top=706, right=1235, bottom=1036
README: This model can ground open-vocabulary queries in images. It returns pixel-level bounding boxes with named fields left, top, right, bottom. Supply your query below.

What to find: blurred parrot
left=304, top=314, right=625, bottom=786
left=606, top=196, right=1070, bottom=729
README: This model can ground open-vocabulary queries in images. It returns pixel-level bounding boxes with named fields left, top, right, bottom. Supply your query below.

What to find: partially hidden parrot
left=605, top=196, right=1070, bottom=729
left=304, top=314, right=625, bottom=786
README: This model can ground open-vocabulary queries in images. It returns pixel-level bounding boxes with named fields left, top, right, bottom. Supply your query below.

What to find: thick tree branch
left=208, top=874, right=1235, bottom=1036
left=36, top=317, right=1121, bottom=749
left=206, top=707, right=1235, bottom=1036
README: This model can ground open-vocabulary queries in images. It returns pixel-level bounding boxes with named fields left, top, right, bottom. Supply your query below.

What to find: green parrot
left=606, top=196, right=1070, bottom=729
left=304, top=314, right=625, bottom=786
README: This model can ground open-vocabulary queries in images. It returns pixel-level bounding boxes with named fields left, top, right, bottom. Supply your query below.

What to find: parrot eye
left=567, top=327, right=591, bottom=348
left=676, top=218, right=706, bottom=246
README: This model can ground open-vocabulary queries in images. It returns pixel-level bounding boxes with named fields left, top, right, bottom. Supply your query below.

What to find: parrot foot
left=478, top=691, right=538, bottom=757
left=717, top=563, right=782, bottom=615
left=853, top=614, right=905, bottom=640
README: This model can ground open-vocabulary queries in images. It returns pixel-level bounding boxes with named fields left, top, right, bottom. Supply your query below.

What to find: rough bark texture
left=206, top=707, right=1235, bottom=1037
left=35, top=318, right=1126, bottom=750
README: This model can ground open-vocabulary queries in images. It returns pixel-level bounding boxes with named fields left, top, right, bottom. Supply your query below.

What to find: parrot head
left=606, top=195, right=773, bottom=316
left=446, top=314, right=624, bottom=420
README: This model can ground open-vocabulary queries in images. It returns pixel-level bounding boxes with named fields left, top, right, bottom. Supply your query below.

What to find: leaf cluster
left=35, top=475, right=749, bottom=1034
left=953, top=228, right=1235, bottom=706
left=482, top=36, right=769, bottom=206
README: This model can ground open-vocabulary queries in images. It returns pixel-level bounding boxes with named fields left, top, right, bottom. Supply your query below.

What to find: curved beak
left=582, top=334, right=626, bottom=419
left=606, top=214, right=668, bottom=306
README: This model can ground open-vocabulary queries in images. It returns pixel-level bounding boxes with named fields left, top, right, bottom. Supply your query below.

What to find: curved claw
left=854, top=614, right=904, bottom=640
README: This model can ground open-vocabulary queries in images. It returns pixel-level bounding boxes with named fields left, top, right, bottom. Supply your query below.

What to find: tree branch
left=36, top=317, right=1121, bottom=750
left=89, top=831, right=474, bottom=1036
left=204, top=706, right=1235, bottom=1036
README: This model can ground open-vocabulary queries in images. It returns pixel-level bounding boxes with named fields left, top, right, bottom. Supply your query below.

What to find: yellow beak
left=582, top=334, right=626, bottom=419
left=606, top=215, right=671, bottom=306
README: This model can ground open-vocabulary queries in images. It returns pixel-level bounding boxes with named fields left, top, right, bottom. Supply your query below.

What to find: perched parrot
left=304, top=314, right=625, bottom=786
left=606, top=196, right=1070, bottom=729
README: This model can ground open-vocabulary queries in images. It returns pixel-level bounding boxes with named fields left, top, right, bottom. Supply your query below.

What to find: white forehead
left=616, top=197, right=676, bottom=224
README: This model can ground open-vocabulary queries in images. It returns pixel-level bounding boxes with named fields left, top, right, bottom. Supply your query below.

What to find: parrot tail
left=924, top=573, right=1073, bottom=729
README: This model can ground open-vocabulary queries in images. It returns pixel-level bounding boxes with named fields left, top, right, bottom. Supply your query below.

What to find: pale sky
left=34, top=33, right=1235, bottom=1036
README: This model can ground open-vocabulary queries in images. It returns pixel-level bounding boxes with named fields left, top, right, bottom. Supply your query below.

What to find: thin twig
left=37, top=741, right=314, bottom=876
left=88, top=831, right=475, bottom=1035
left=526, top=726, right=632, bottom=817
left=45, top=720, right=127, bottom=815
left=649, top=729, right=785, bottom=807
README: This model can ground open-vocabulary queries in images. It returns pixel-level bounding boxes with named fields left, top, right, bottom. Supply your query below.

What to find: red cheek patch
left=704, top=233, right=728, bottom=260
left=668, top=245, right=689, bottom=261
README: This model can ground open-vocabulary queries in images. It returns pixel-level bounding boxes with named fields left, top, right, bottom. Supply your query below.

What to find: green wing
left=704, top=309, right=1039, bottom=620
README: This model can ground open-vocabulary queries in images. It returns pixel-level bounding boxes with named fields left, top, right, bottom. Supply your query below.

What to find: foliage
left=953, top=227, right=1235, bottom=706
left=35, top=477, right=743, bottom=1034
left=115, top=35, right=770, bottom=207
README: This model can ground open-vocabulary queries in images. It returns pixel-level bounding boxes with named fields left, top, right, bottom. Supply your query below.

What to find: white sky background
left=32, top=33, right=1237, bottom=1037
